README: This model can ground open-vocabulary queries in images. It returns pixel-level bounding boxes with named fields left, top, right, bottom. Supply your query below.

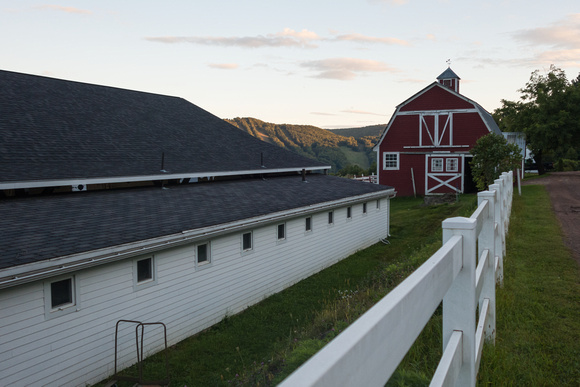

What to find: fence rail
left=280, top=171, right=513, bottom=387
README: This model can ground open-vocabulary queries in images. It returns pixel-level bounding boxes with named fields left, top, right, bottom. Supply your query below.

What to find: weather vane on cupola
left=446, top=59, right=451, bottom=67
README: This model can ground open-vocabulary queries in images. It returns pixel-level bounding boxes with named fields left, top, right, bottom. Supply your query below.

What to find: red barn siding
left=400, top=87, right=473, bottom=112
left=376, top=80, right=500, bottom=196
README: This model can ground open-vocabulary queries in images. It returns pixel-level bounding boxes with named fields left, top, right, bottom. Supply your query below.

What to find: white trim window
left=197, top=242, right=211, bottom=265
left=328, top=211, right=334, bottom=225
left=346, top=206, right=352, bottom=219
left=376, top=199, right=381, bottom=210
left=305, top=216, right=312, bottom=232
left=362, top=202, right=367, bottom=215
left=446, top=158, right=459, bottom=172
left=277, top=223, right=286, bottom=241
left=242, top=231, right=253, bottom=252
left=44, top=275, right=79, bottom=319
left=134, top=256, right=157, bottom=289
left=383, top=152, right=399, bottom=170
left=432, top=158, right=444, bottom=172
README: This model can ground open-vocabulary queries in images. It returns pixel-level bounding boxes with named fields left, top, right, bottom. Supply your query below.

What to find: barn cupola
left=437, top=67, right=460, bottom=93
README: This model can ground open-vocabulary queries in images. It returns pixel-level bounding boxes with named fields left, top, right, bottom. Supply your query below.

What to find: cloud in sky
left=146, top=28, right=408, bottom=49
left=333, top=33, right=409, bottom=46
left=208, top=63, right=239, bottom=70
left=513, top=13, right=580, bottom=67
left=341, top=109, right=386, bottom=116
left=146, top=28, right=320, bottom=48
left=37, top=5, right=92, bottom=14
left=302, top=58, right=397, bottom=80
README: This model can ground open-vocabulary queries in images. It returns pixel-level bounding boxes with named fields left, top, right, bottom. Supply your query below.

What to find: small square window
left=44, top=275, right=79, bottom=319
left=347, top=206, right=352, bottom=219
left=363, top=203, right=367, bottom=214
left=446, top=158, right=459, bottom=172
left=328, top=211, right=334, bottom=224
left=197, top=243, right=210, bottom=264
left=432, top=158, right=444, bottom=172
left=51, top=278, right=73, bottom=309
left=305, top=216, right=312, bottom=232
left=137, top=258, right=153, bottom=283
left=277, top=223, right=286, bottom=240
left=383, top=152, right=399, bottom=170
left=242, top=231, right=253, bottom=251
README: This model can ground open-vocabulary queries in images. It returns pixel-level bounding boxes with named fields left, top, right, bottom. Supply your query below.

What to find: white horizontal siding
left=0, top=201, right=390, bottom=386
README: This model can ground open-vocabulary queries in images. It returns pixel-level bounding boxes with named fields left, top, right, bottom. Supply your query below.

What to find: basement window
left=44, top=275, right=79, bottom=319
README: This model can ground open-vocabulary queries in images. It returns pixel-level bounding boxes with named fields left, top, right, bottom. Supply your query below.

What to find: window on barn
left=137, top=257, right=153, bottom=283
left=432, top=158, right=444, bottom=172
left=133, top=256, right=157, bottom=290
left=51, top=278, right=73, bottom=309
left=383, top=152, right=399, bottom=170
left=305, top=216, right=312, bottom=232
left=44, top=275, right=79, bottom=319
left=242, top=231, right=253, bottom=251
left=446, top=158, right=458, bottom=172
left=197, top=243, right=211, bottom=265
left=277, top=223, right=286, bottom=240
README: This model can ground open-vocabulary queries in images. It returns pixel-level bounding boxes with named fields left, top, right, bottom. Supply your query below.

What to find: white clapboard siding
left=0, top=201, right=390, bottom=386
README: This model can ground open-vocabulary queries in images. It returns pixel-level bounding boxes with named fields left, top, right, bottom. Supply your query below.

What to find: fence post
left=488, top=182, right=503, bottom=286
left=477, top=190, right=497, bottom=343
left=493, top=177, right=507, bottom=258
left=442, top=216, right=477, bottom=387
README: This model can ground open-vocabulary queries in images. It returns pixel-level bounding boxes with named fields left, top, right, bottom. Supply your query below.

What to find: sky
left=1, top=1, right=579, bottom=129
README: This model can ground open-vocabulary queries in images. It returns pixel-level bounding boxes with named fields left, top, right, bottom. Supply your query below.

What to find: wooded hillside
left=225, top=117, right=384, bottom=172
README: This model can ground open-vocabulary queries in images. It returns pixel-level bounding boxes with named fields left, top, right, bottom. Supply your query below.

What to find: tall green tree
left=493, top=65, right=580, bottom=174
left=470, top=133, right=522, bottom=191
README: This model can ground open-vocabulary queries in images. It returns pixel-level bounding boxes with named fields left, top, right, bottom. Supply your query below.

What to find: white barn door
left=425, top=154, right=464, bottom=195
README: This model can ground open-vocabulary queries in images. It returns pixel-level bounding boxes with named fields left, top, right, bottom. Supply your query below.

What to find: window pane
left=347, top=207, right=352, bottom=218
left=137, top=258, right=153, bottom=282
left=51, top=278, right=72, bottom=308
left=243, top=232, right=252, bottom=250
left=363, top=203, right=367, bottom=213
left=328, top=211, right=333, bottom=224
left=277, top=224, right=285, bottom=240
left=197, top=244, right=208, bottom=263
left=305, top=217, right=312, bottom=231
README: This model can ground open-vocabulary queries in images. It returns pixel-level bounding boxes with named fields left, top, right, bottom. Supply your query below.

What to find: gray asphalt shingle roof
left=0, top=70, right=327, bottom=183
left=0, top=174, right=393, bottom=270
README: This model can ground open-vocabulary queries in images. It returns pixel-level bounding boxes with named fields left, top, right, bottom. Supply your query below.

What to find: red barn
left=374, top=68, right=502, bottom=196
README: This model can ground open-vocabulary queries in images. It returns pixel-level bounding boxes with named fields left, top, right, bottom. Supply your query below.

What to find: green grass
left=99, top=185, right=580, bottom=386
left=339, top=145, right=371, bottom=170
left=98, top=195, right=476, bottom=387
left=477, top=185, right=580, bottom=385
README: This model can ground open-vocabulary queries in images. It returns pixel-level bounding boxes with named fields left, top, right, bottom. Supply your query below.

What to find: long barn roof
left=0, top=70, right=328, bottom=187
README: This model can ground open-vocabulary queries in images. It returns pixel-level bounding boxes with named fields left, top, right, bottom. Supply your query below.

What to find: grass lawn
left=99, top=183, right=580, bottom=386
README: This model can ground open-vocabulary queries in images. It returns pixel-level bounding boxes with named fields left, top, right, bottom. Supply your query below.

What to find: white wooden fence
left=353, top=174, right=378, bottom=184
left=280, top=171, right=513, bottom=387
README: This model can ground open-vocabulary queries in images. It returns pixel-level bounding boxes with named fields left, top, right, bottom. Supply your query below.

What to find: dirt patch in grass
left=521, top=171, right=580, bottom=266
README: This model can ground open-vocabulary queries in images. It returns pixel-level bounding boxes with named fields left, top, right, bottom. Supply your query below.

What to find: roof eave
left=0, top=187, right=395, bottom=289
left=0, top=165, right=332, bottom=190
